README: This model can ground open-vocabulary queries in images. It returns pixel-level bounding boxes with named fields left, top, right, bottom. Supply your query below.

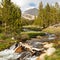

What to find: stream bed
left=0, top=34, right=56, bottom=60
left=0, top=41, right=42, bottom=60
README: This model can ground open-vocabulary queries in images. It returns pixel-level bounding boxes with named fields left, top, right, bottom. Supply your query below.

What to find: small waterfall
left=0, top=49, right=22, bottom=60
left=0, top=37, right=55, bottom=60
left=9, top=43, right=16, bottom=50
left=0, top=43, right=22, bottom=60
left=27, top=56, right=37, bottom=60
left=0, top=41, right=41, bottom=60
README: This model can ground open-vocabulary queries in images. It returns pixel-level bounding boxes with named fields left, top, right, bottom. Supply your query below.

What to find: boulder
left=46, top=47, right=56, bottom=56
left=44, top=43, right=54, bottom=48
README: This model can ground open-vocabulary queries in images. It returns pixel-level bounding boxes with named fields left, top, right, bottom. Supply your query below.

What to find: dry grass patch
left=43, top=26, right=60, bottom=34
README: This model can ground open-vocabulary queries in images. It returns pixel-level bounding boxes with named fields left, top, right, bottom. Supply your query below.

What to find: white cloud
left=11, top=0, right=40, bottom=11
left=52, top=2, right=60, bottom=6
left=58, top=2, right=60, bottom=5
left=11, top=0, right=60, bottom=11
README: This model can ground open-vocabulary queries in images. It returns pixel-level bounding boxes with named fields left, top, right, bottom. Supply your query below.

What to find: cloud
left=11, top=0, right=40, bottom=11
left=11, top=0, right=60, bottom=11
left=58, top=2, right=60, bottom=5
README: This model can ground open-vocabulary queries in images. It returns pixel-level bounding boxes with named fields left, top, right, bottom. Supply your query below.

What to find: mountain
left=22, top=8, right=38, bottom=20
left=24, top=8, right=38, bottom=16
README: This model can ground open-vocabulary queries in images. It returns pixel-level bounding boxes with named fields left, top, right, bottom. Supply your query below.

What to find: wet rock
left=27, top=56, right=38, bottom=60
left=18, top=51, right=32, bottom=60
left=32, top=42, right=43, bottom=48
left=26, top=40, right=43, bottom=49
left=32, top=51, right=43, bottom=56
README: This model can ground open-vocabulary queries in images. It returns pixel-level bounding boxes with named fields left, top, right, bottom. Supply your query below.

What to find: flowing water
left=0, top=48, right=21, bottom=60
left=0, top=34, right=56, bottom=60
left=0, top=42, right=39, bottom=60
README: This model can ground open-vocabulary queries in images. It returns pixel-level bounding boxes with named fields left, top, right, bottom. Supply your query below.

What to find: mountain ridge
left=23, top=8, right=38, bottom=16
left=22, top=8, right=38, bottom=20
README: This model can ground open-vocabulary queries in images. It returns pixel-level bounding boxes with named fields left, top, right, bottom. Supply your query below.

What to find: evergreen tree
left=1, top=0, right=21, bottom=37
left=45, top=3, right=51, bottom=27
left=34, top=2, right=44, bottom=27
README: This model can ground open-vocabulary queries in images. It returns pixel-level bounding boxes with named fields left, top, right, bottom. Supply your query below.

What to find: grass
left=23, top=25, right=42, bottom=31
left=0, top=33, right=17, bottom=51
left=45, top=40, right=60, bottom=60
left=0, top=38, right=17, bottom=51
left=43, top=26, right=60, bottom=34
left=21, top=31, right=45, bottom=38
left=0, top=31, right=45, bottom=50
left=23, top=25, right=41, bottom=28
left=45, top=48, right=60, bottom=60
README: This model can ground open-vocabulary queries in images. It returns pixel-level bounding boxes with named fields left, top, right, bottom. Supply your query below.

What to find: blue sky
left=11, top=0, right=60, bottom=11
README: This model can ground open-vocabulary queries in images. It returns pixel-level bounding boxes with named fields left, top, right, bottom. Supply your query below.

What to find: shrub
left=23, top=25, right=42, bottom=31
left=21, top=31, right=45, bottom=38
left=21, top=34, right=30, bottom=41
left=36, top=36, right=42, bottom=39
left=0, top=33, right=7, bottom=40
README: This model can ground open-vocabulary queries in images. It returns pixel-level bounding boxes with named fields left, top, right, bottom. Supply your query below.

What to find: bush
left=23, top=25, right=42, bottom=31
left=0, top=33, right=7, bottom=40
left=21, top=34, right=30, bottom=41
left=21, top=31, right=46, bottom=38
left=36, top=36, right=42, bottom=39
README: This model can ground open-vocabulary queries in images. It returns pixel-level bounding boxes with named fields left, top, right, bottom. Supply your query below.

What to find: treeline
left=0, top=0, right=21, bottom=36
left=0, top=0, right=60, bottom=35
left=34, top=2, right=60, bottom=28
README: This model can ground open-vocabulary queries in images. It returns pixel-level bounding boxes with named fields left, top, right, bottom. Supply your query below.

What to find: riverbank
left=0, top=33, right=17, bottom=51
left=0, top=36, right=60, bottom=60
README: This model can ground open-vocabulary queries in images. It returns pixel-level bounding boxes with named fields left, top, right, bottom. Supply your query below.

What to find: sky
left=2, top=0, right=60, bottom=12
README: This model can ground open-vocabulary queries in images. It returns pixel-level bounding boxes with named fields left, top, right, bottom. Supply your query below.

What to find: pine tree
left=45, top=3, right=51, bottom=27
left=1, top=0, right=21, bottom=37
left=34, top=1, right=44, bottom=27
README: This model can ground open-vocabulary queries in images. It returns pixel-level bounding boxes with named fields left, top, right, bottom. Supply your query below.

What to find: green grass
left=45, top=48, right=60, bottom=60
left=23, top=25, right=42, bottom=31
left=0, top=39, right=17, bottom=51
left=45, top=40, right=60, bottom=60
left=21, top=31, right=45, bottom=38
left=0, top=33, right=17, bottom=51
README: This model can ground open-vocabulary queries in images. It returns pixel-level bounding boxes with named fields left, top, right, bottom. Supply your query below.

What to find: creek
left=0, top=34, right=56, bottom=60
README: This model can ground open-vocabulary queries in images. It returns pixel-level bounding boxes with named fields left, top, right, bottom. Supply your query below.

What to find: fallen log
left=15, top=42, right=44, bottom=54
left=15, top=46, right=23, bottom=53
left=32, top=48, right=44, bottom=51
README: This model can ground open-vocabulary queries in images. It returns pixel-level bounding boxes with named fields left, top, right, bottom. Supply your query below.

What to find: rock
left=36, top=53, right=46, bottom=60
left=18, top=51, right=32, bottom=60
left=44, top=43, right=54, bottom=48
left=46, top=47, right=56, bottom=56
left=36, top=47, right=55, bottom=60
